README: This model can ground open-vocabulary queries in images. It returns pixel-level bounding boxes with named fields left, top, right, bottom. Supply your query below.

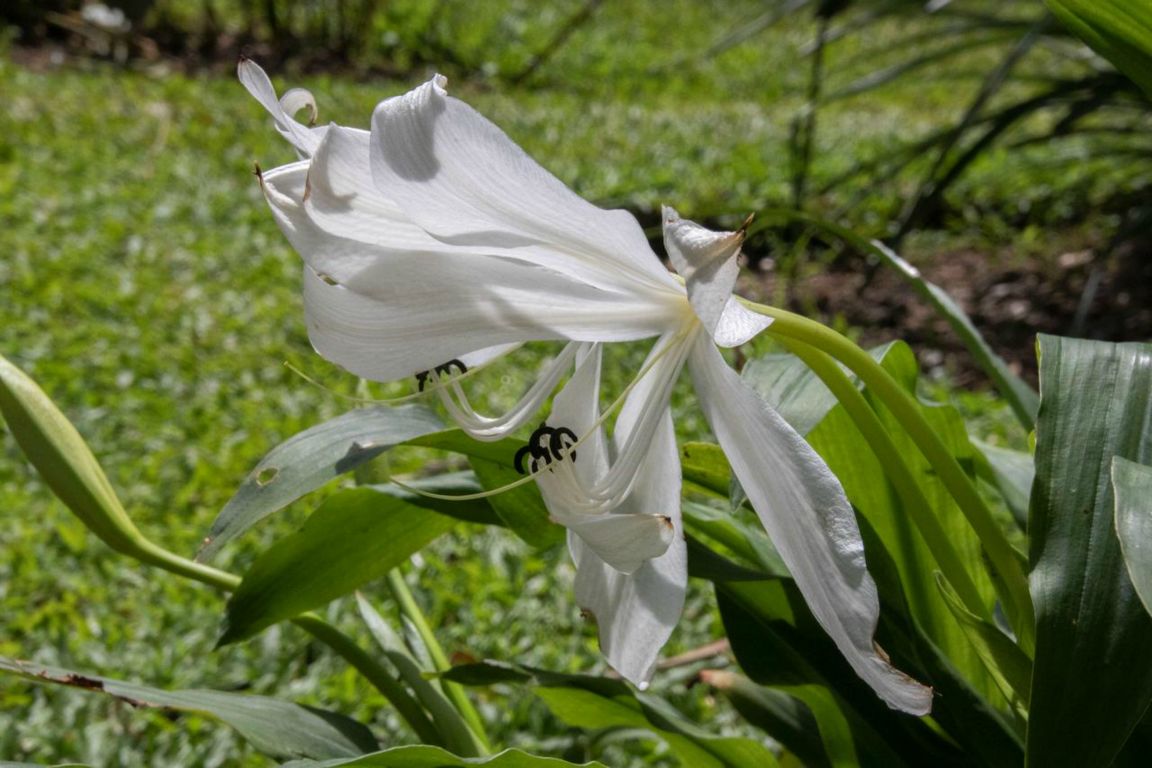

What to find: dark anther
left=514, top=423, right=578, bottom=475
left=548, top=426, right=578, bottom=463
left=415, top=359, right=468, bottom=392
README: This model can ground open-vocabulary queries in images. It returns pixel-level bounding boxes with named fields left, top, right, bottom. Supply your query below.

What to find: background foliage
left=1, top=0, right=1149, bottom=765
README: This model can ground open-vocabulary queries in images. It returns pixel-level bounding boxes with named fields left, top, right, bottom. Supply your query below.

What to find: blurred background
left=0, top=1, right=1148, bottom=765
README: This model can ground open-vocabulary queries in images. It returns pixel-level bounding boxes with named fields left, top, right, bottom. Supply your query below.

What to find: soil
left=746, top=236, right=1152, bottom=390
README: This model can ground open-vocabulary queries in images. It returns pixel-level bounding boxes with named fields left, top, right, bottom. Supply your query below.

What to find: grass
left=0, top=1, right=1135, bottom=764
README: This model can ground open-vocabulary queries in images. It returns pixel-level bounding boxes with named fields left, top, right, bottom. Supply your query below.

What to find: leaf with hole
left=200, top=405, right=445, bottom=561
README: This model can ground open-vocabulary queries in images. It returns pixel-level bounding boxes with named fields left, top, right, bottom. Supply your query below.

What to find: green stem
left=125, top=538, right=442, bottom=744
left=752, top=208, right=1038, bottom=431
left=749, top=302, right=1035, bottom=651
left=778, top=338, right=990, bottom=618
left=386, top=569, right=492, bottom=755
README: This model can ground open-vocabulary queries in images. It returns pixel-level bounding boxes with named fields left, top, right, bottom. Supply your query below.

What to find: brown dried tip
left=252, top=162, right=263, bottom=181
left=738, top=212, right=755, bottom=235
left=237, top=53, right=249, bottom=64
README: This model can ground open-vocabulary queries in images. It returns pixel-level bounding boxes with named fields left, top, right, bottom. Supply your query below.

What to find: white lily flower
left=240, top=59, right=932, bottom=714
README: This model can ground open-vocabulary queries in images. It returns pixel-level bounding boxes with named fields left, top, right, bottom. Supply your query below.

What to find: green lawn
left=0, top=1, right=1139, bottom=764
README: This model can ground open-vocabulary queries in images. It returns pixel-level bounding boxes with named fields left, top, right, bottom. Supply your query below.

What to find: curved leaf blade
left=220, top=488, right=456, bottom=645
left=0, top=657, right=377, bottom=760
left=280, top=744, right=607, bottom=767
left=1046, top=0, right=1152, bottom=98
left=1114, top=457, right=1152, bottom=620
left=200, top=405, right=444, bottom=561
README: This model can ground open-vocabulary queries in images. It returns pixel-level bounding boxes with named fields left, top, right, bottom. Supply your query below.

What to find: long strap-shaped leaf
left=0, top=657, right=377, bottom=760
left=1027, top=335, right=1152, bottom=766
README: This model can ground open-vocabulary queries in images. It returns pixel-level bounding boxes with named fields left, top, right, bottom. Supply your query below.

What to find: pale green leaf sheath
left=240, top=60, right=931, bottom=714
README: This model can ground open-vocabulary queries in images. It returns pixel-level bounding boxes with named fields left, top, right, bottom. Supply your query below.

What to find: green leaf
left=279, top=745, right=606, bottom=767
left=355, top=594, right=482, bottom=757
left=700, top=670, right=843, bottom=768
left=0, top=656, right=376, bottom=760
left=718, top=573, right=1023, bottom=767
left=200, top=405, right=445, bottom=561
left=441, top=661, right=534, bottom=687
left=681, top=501, right=786, bottom=576
left=680, top=441, right=733, bottom=497
left=1045, top=0, right=1152, bottom=99
left=443, top=662, right=778, bottom=767
left=408, top=430, right=562, bottom=548
left=0, top=354, right=143, bottom=556
left=972, top=440, right=1034, bottom=528
left=717, top=579, right=945, bottom=768
left=367, top=473, right=504, bottom=528
left=934, top=574, right=1031, bottom=713
left=1027, top=335, right=1152, bottom=767
left=1115, top=457, right=1152, bottom=619
left=741, top=352, right=844, bottom=437
left=799, top=342, right=1004, bottom=701
left=534, top=687, right=778, bottom=768
left=220, top=488, right=456, bottom=644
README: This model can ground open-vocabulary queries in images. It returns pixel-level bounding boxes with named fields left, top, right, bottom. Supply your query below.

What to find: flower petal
left=559, top=513, right=675, bottom=575
left=688, top=334, right=933, bottom=715
left=570, top=406, right=687, bottom=687
left=258, top=162, right=679, bottom=382
left=238, top=58, right=334, bottom=157
left=369, top=76, right=681, bottom=297
left=535, top=344, right=675, bottom=574
left=662, top=207, right=770, bottom=347
left=300, top=259, right=673, bottom=382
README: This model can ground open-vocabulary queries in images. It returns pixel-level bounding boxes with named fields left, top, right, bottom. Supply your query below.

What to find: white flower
left=240, top=59, right=932, bottom=714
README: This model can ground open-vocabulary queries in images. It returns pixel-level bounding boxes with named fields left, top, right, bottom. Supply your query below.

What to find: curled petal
left=557, top=513, right=675, bottom=575
left=662, top=207, right=769, bottom=346
left=238, top=58, right=336, bottom=157
left=370, top=75, right=681, bottom=297
left=688, top=334, right=933, bottom=715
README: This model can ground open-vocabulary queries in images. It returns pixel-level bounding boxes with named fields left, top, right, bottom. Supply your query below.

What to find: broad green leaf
left=368, top=473, right=504, bottom=528
left=934, top=574, right=1030, bottom=713
left=679, top=441, right=732, bottom=497
left=200, top=405, right=445, bottom=561
left=1027, top=336, right=1152, bottom=767
left=682, top=501, right=786, bottom=576
left=1046, top=0, right=1152, bottom=98
left=0, top=657, right=376, bottom=760
left=1115, top=457, right=1152, bottom=618
left=684, top=535, right=772, bottom=583
left=535, top=687, right=777, bottom=768
left=408, top=430, right=561, bottom=548
left=741, top=352, right=844, bottom=437
left=279, top=745, right=606, bottom=767
left=973, top=440, right=1033, bottom=528
left=220, top=488, right=456, bottom=644
left=443, top=663, right=778, bottom=767
left=0, top=354, right=143, bottom=555
left=717, top=575, right=1022, bottom=768
left=716, top=580, right=946, bottom=768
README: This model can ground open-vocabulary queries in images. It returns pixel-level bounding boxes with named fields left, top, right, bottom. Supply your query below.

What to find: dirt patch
left=748, top=239, right=1152, bottom=389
